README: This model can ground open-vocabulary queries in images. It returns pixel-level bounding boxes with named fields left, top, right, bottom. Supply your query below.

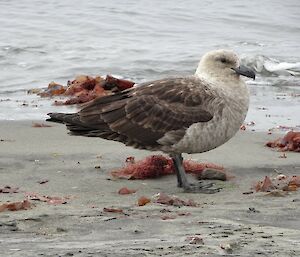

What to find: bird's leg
left=171, top=153, right=185, bottom=188
left=170, top=153, right=220, bottom=194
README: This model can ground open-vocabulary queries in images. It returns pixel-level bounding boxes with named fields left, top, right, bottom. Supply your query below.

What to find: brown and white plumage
left=50, top=77, right=213, bottom=151
left=47, top=49, right=255, bottom=193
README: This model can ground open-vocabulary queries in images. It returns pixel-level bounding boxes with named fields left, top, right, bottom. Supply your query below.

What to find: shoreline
left=0, top=120, right=299, bottom=256
left=1, top=120, right=299, bottom=167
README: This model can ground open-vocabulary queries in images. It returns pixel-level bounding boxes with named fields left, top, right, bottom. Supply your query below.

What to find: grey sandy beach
left=0, top=120, right=300, bottom=256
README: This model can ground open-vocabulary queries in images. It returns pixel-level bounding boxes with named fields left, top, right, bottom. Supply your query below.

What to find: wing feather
left=67, top=77, right=217, bottom=150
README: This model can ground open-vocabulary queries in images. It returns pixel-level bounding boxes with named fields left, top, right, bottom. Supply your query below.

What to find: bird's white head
left=195, top=49, right=255, bottom=83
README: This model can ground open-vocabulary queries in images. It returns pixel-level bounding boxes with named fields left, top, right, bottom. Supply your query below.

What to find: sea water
left=0, top=0, right=299, bottom=131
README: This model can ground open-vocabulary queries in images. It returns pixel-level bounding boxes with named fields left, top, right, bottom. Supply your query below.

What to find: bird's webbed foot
left=182, top=181, right=221, bottom=194
left=171, top=153, right=221, bottom=194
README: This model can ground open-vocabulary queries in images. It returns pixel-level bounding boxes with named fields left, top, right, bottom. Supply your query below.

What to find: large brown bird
left=47, top=49, right=255, bottom=193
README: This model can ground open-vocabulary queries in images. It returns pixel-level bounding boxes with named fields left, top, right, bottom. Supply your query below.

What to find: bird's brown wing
left=68, top=77, right=215, bottom=149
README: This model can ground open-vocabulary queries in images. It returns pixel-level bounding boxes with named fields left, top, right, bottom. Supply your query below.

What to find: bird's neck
left=194, top=70, right=249, bottom=102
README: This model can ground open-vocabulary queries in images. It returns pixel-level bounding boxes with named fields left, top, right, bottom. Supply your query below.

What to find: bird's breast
left=172, top=95, right=249, bottom=154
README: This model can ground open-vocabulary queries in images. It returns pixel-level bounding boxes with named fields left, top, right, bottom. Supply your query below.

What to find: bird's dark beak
left=232, top=65, right=255, bottom=80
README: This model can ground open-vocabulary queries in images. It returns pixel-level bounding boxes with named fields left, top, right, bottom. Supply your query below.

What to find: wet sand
left=0, top=120, right=299, bottom=257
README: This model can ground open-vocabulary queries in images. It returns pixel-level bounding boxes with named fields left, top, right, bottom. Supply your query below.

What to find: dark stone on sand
left=197, top=169, right=227, bottom=181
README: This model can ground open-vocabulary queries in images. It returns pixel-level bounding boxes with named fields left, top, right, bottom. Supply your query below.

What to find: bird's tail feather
left=46, top=112, right=107, bottom=136
left=46, top=113, right=79, bottom=124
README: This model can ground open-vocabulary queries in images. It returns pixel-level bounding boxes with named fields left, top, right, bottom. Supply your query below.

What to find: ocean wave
left=240, top=55, right=300, bottom=77
left=0, top=45, right=46, bottom=55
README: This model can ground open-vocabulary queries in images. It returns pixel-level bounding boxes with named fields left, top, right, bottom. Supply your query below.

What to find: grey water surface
left=0, top=0, right=299, bottom=130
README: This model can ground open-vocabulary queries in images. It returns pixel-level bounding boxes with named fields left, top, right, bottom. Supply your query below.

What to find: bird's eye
left=220, top=57, right=227, bottom=63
